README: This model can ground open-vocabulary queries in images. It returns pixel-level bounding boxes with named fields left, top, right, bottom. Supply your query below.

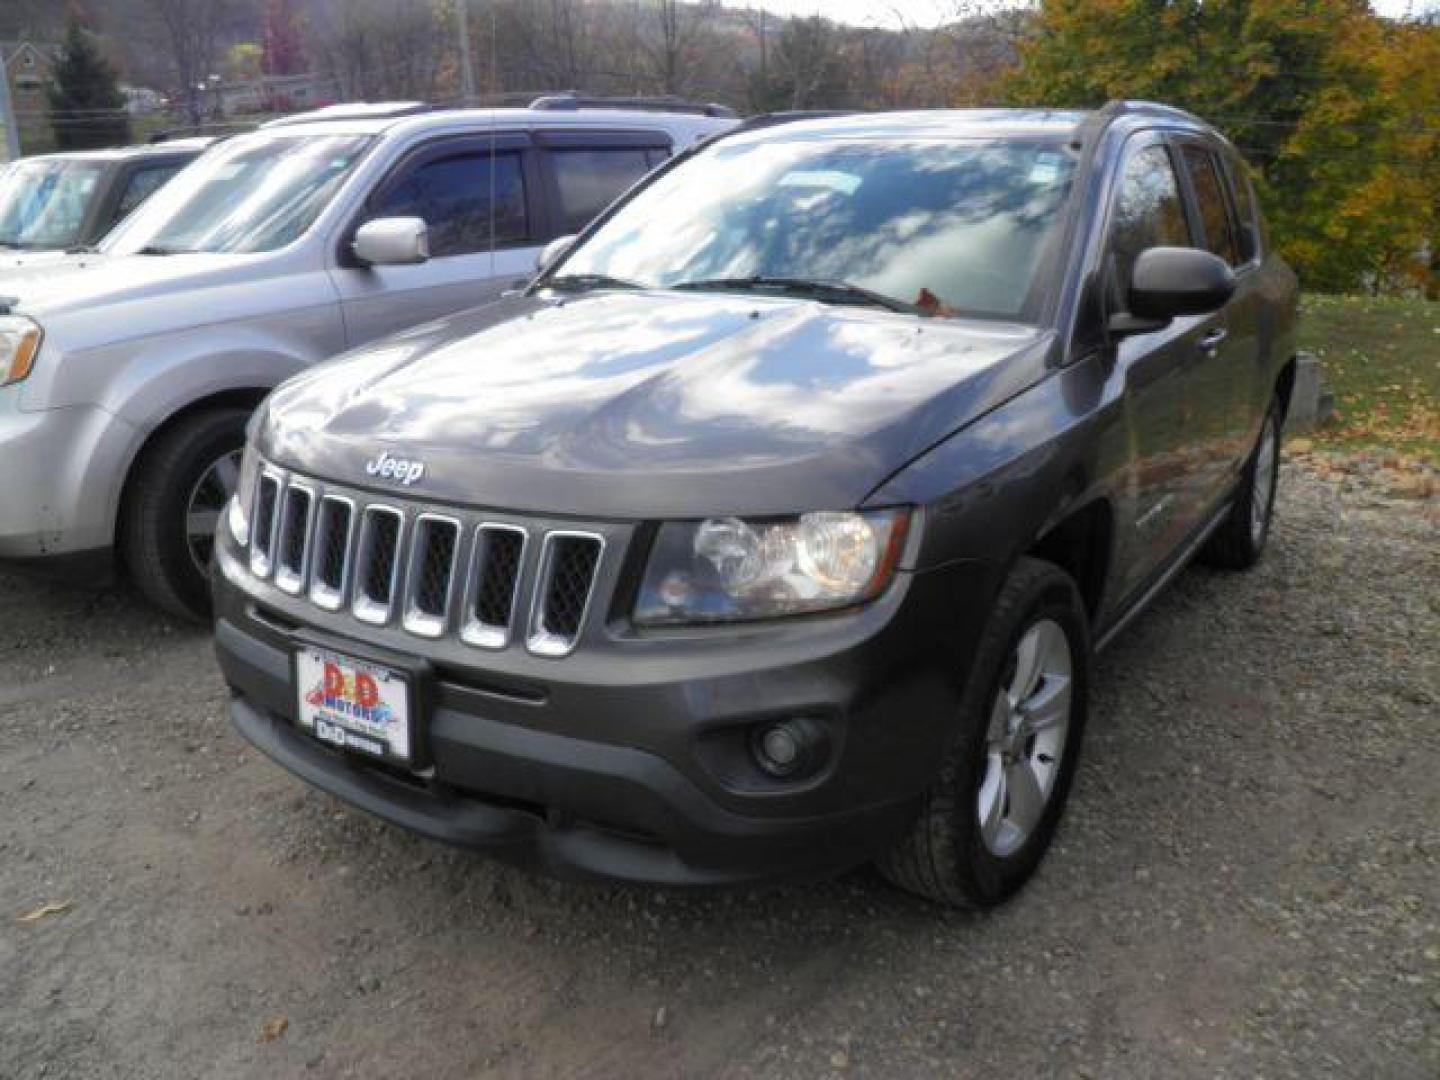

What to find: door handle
left=1198, top=328, right=1228, bottom=354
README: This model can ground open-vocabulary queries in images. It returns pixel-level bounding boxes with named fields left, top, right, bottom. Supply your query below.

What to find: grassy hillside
left=1300, top=295, right=1440, bottom=464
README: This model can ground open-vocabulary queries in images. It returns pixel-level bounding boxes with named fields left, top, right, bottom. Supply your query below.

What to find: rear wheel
left=1200, top=396, right=1281, bottom=570
left=120, top=408, right=249, bottom=623
left=878, top=557, right=1090, bottom=908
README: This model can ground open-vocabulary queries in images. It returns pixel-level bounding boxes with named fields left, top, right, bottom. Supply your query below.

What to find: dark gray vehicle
left=212, top=103, right=1299, bottom=906
left=0, top=139, right=209, bottom=257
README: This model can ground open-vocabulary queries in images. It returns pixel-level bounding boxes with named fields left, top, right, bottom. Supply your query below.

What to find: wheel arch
left=113, top=387, right=272, bottom=545
left=1024, top=496, right=1114, bottom=623
left=1274, top=355, right=1298, bottom=423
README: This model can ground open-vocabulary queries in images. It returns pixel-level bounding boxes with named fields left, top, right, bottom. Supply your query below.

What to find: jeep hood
left=262, top=290, right=1053, bottom=519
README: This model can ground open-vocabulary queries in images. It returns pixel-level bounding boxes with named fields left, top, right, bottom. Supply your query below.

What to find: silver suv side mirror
left=353, top=217, right=430, bottom=266
left=537, top=234, right=577, bottom=273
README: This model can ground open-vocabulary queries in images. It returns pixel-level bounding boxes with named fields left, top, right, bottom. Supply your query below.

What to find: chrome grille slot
left=249, top=472, right=281, bottom=578
left=461, top=524, right=527, bottom=649
left=528, top=532, right=603, bottom=657
left=403, top=515, right=460, bottom=637
left=308, top=497, right=354, bottom=611
left=274, top=484, right=314, bottom=594
left=352, top=506, right=404, bottom=625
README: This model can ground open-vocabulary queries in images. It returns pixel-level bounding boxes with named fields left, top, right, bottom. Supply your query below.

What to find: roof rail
left=147, top=122, right=253, bottom=143
left=1097, top=99, right=1209, bottom=127
left=262, top=102, right=433, bottom=128
left=528, top=93, right=737, bottom=119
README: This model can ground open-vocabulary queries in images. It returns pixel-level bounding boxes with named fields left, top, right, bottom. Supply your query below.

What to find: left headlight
left=634, top=508, right=911, bottom=626
left=0, top=315, right=43, bottom=387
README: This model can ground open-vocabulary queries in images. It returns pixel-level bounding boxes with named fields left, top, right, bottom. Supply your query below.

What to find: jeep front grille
left=462, top=525, right=526, bottom=649
left=528, top=533, right=603, bottom=657
left=354, top=506, right=403, bottom=625
left=242, top=463, right=609, bottom=657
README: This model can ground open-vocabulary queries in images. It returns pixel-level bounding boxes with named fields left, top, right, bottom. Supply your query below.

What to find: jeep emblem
left=365, top=451, right=426, bottom=486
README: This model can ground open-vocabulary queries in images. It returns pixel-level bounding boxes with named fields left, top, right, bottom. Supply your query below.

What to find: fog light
left=751, top=717, right=827, bottom=780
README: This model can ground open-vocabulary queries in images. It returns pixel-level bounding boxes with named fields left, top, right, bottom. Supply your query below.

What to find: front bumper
left=0, top=396, right=134, bottom=560
left=213, top=522, right=996, bottom=887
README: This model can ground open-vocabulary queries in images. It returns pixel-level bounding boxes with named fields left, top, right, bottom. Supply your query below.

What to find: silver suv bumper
left=0, top=399, right=134, bottom=559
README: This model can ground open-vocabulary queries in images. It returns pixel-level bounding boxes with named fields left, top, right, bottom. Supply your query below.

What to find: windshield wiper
left=543, top=272, right=645, bottom=293
left=135, top=244, right=195, bottom=256
left=66, top=243, right=100, bottom=255
left=671, top=276, right=923, bottom=315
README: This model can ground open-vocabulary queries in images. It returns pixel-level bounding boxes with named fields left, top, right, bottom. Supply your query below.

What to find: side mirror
left=1126, top=246, right=1236, bottom=323
left=353, top=217, right=429, bottom=266
left=536, top=234, right=577, bottom=273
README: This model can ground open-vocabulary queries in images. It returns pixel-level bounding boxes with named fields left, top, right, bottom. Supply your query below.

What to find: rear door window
left=1224, top=158, right=1261, bottom=264
left=1180, top=145, right=1240, bottom=266
left=548, top=147, right=655, bottom=234
left=370, top=150, right=528, bottom=256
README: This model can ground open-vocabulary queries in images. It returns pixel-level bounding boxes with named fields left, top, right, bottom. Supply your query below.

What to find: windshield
left=0, top=159, right=106, bottom=249
left=554, top=136, right=1078, bottom=320
left=103, top=133, right=371, bottom=255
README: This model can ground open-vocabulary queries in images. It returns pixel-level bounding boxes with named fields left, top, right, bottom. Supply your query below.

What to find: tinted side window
left=1225, top=157, right=1261, bottom=263
left=372, top=150, right=527, bottom=256
left=1180, top=145, right=1239, bottom=265
left=111, top=164, right=181, bottom=224
left=550, top=148, right=654, bottom=234
left=1110, top=144, right=1190, bottom=290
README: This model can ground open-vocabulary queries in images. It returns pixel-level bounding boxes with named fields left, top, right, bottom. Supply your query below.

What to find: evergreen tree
left=47, top=17, right=131, bottom=150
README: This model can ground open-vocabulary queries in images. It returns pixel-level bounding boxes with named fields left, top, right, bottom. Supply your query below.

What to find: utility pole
left=0, top=51, right=20, bottom=161
left=457, top=0, right=477, bottom=105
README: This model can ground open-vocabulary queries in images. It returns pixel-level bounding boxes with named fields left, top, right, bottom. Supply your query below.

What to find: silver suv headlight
left=633, top=508, right=910, bottom=625
left=0, top=315, right=43, bottom=387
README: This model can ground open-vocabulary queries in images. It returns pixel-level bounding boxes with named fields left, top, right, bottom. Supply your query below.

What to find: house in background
left=2, top=40, right=60, bottom=154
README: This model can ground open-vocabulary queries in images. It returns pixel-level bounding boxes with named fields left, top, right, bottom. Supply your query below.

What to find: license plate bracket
left=290, top=633, right=432, bottom=769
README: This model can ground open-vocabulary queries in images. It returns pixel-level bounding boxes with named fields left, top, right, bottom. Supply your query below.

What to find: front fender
left=864, top=354, right=1121, bottom=575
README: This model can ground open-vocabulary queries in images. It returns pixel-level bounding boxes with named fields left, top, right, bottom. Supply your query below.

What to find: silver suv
left=0, top=99, right=734, bottom=618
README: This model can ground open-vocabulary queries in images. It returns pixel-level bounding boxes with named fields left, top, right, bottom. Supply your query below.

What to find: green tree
left=47, top=16, right=131, bottom=150
left=1006, top=0, right=1433, bottom=295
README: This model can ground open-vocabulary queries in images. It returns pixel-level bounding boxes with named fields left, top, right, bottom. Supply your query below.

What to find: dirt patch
left=2, top=463, right=1437, bottom=1079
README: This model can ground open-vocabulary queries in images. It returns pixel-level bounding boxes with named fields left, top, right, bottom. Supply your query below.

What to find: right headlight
left=633, top=508, right=911, bottom=626
left=227, top=440, right=260, bottom=548
left=0, top=315, right=43, bottom=387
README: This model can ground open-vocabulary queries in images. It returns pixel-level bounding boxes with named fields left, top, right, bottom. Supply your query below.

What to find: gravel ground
left=2, top=462, right=1437, bottom=1080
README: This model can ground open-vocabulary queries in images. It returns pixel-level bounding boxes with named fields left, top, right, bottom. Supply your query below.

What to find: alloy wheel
left=185, top=448, right=242, bottom=576
left=1251, top=415, right=1277, bottom=546
left=978, top=617, right=1074, bottom=857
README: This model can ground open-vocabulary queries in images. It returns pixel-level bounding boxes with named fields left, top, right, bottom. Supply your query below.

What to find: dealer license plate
left=295, top=646, right=412, bottom=764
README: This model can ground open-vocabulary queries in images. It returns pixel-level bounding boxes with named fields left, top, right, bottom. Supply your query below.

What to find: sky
left=749, top=0, right=1438, bottom=27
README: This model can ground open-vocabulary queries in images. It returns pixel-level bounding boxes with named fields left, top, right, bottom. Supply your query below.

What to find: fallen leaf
left=259, top=1016, right=290, bottom=1043
left=16, top=901, right=71, bottom=924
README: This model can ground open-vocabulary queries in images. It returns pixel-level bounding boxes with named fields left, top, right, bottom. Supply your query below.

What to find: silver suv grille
left=247, top=465, right=604, bottom=657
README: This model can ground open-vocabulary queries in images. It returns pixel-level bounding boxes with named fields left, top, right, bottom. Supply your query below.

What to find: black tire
left=878, top=557, right=1090, bottom=908
left=120, top=407, right=250, bottom=623
left=1199, top=396, right=1282, bottom=570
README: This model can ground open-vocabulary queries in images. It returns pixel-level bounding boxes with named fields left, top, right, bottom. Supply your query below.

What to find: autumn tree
left=48, top=16, right=131, bottom=149
left=1006, top=0, right=1437, bottom=295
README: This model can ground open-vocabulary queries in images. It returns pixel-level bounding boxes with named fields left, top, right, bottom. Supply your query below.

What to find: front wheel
left=120, top=408, right=250, bottom=623
left=878, top=557, right=1090, bottom=908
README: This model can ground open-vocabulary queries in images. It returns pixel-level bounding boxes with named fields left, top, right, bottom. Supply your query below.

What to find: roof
left=15, top=139, right=214, bottom=165
left=717, top=102, right=1215, bottom=148
left=738, top=109, right=1093, bottom=143
left=256, top=105, right=735, bottom=142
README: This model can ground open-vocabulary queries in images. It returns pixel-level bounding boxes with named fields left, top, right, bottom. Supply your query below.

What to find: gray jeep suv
left=212, top=103, right=1299, bottom=906
left=0, top=99, right=733, bottom=618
